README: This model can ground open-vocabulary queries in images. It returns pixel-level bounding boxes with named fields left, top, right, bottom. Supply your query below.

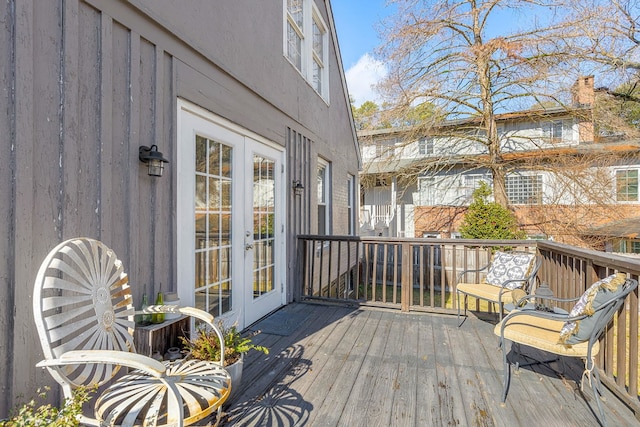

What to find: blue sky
left=332, top=1, right=394, bottom=107
left=331, top=2, right=530, bottom=107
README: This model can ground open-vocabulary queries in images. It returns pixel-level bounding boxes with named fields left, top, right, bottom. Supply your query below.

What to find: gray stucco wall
left=0, top=0, right=358, bottom=415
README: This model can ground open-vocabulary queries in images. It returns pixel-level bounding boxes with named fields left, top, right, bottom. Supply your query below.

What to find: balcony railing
left=296, top=235, right=640, bottom=417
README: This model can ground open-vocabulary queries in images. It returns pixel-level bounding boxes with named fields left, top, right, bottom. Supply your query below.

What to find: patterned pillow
left=485, top=251, right=536, bottom=290
left=558, top=273, right=626, bottom=344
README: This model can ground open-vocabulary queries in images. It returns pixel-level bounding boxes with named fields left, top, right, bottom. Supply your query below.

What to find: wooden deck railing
left=297, top=235, right=640, bottom=417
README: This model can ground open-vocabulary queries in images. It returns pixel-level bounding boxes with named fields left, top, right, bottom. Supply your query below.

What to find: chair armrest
left=36, top=350, right=166, bottom=378
left=141, top=304, right=214, bottom=324
left=456, top=263, right=490, bottom=282
left=514, top=293, right=580, bottom=307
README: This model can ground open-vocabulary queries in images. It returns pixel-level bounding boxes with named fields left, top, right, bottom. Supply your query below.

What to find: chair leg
left=585, top=359, right=608, bottom=427
left=457, top=292, right=467, bottom=327
left=501, top=340, right=511, bottom=402
left=212, top=405, right=223, bottom=427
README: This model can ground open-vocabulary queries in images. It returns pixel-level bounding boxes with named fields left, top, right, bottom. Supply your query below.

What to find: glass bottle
left=141, top=293, right=151, bottom=325
left=152, top=291, right=165, bottom=324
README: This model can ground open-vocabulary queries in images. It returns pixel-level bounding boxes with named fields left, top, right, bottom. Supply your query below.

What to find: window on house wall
left=417, top=177, right=436, bottom=206
left=375, top=139, right=395, bottom=159
left=616, top=169, right=639, bottom=201
left=347, top=174, right=355, bottom=235
left=506, top=174, right=543, bottom=205
left=464, top=174, right=488, bottom=200
left=312, top=13, right=327, bottom=94
left=543, top=120, right=565, bottom=142
left=317, top=158, right=331, bottom=234
left=499, top=122, right=521, bottom=149
left=285, top=0, right=304, bottom=70
left=418, top=137, right=434, bottom=155
left=284, top=0, right=329, bottom=100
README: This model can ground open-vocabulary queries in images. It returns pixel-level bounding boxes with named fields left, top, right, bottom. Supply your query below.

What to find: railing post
left=401, top=242, right=410, bottom=312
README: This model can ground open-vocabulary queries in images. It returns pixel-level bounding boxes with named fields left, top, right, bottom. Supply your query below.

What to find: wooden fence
left=297, top=235, right=640, bottom=418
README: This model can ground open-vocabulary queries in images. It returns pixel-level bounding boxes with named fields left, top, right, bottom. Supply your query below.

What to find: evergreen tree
left=459, top=182, right=525, bottom=240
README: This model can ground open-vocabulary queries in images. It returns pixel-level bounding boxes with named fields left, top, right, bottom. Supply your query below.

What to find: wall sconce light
left=292, top=179, right=304, bottom=196
left=139, top=145, right=169, bottom=177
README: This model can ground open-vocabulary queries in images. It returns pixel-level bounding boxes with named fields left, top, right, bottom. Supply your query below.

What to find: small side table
left=133, top=316, right=190, bottom=357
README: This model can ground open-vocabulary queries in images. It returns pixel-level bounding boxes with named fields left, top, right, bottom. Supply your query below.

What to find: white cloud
left=345, top=53, right=388, bottom=107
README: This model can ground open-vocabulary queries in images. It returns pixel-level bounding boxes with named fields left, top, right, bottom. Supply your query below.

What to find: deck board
left=218, top=303, right=639, bottom=427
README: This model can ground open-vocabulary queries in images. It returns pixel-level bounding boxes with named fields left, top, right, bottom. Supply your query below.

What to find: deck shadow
left=222, top=344, right=312, bottom=426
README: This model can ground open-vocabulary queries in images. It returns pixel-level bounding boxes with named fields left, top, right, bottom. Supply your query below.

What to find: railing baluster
left=382, top=243, right=388, bottom=303
left=401, top=242, right=410, bottom=312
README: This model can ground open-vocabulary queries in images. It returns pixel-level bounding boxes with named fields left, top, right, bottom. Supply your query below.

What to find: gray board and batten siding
left=0, top=0, right=359, bottom=415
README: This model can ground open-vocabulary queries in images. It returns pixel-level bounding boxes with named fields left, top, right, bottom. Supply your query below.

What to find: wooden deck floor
left=218, top=302, right=639, bottom=427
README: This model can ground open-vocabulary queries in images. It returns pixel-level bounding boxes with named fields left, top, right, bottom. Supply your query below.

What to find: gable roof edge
left=324, top=0, right=362, bottom=170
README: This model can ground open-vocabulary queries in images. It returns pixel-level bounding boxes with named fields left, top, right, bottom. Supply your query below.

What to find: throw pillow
left=485, top=251, right=536, bottom=290
left=558, top=273, right=627, bottom=344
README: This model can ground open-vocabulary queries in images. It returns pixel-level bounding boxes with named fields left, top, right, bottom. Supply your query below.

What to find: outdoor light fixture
left=293, top=179, right=304, bottom=196
left=139, top=145, right=169, bottom=177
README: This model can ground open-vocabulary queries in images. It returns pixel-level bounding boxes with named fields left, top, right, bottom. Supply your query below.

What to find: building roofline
left=357, top=105, right=593, bottom=139
left=325, top=0, right=362, bottom=170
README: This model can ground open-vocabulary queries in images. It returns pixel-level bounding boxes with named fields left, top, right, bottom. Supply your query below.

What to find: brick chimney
left=572, top=76, right=595, bottom=143
left=572, top=75, right=594, bottom=107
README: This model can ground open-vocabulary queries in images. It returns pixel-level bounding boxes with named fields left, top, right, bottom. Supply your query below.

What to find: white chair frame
left=33, top=237, right=231, bottom=426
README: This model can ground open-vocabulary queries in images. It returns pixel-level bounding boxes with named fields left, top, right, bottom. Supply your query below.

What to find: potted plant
left=180, top=322, right=268, bottom=394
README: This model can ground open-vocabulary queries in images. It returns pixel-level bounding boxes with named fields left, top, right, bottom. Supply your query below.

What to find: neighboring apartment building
left=359, top=76, right=640, bottom=248
left=0, top=0, right=360, bottom=414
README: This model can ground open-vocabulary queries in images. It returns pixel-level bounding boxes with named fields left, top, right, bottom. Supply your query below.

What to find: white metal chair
left=33, top=237, right=231, bottom=426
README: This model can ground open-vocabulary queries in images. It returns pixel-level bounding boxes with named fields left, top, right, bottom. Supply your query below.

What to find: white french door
left=243, top=139, right=285, bottom=324
left=177, top=100, right=285, bottom=330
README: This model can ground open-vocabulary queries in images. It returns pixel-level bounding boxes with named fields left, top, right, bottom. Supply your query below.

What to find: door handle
left=245, top=230, right=253, bottom=251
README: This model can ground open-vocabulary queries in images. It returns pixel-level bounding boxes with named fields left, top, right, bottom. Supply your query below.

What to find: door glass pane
left=194, top=135, right=233, bottom=317
left=252, top=155, right=275, bottom=299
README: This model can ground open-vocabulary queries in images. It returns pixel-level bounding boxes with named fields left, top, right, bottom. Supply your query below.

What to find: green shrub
left=459, top=181, right=526, bottom=240
left=0, top=386, right=92, bottom=427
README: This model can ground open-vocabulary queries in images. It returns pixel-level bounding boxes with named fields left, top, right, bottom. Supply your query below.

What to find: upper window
left=286, top=0, right=304, bottom=70
left=418, top=137, right=434, bottom=155
left=616, top=169, right=638, bottom=202
left=375, top=142, right=395, bottom=159
left=543, top=120, right=566, bottom=142
left=506, top=174, right=543, bottom=205
left=285, top=0, right=329, bottom=100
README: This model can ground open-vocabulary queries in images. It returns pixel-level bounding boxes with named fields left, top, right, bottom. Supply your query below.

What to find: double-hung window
left=418, top=137, right=434, bottom=155
left=317, top=158, right=331, bottom=234
left=543, top=120, right=565, bottom=143
left=285, top=0, right=304, bottom=70
left=285, top=0, right=329, bottom=100
left=417, top=177, right=436, bottom=206
left=347, top=174, right=356, bottom=235
left=616, top=169, right=639, bottom=202
left=464, top=174, right=488, bottom=200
